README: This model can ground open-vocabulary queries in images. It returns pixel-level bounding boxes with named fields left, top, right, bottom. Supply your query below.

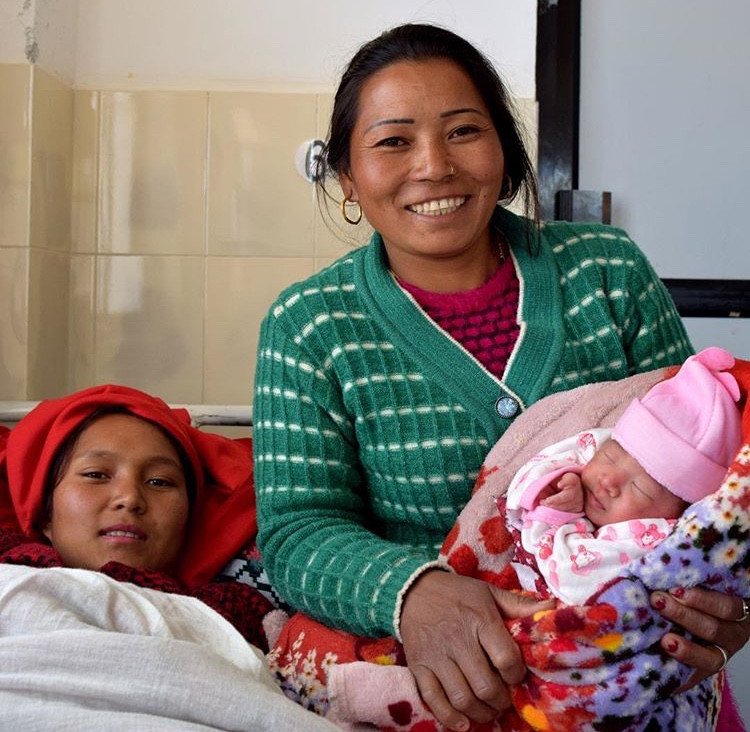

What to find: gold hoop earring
left=341, top=198, right=362, bottom=225
left=500, top=175, right=514, bottom=201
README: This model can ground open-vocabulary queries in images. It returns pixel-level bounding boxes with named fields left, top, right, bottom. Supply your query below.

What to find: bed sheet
left=0, top=563, right=340, bottom=732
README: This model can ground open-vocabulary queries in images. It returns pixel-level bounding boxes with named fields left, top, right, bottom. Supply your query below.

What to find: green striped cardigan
left=253, top=209, right=693, bottom=638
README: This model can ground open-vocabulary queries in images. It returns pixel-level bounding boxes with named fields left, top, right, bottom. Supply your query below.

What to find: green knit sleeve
left=253, top=294, right=437, bottom=638
left=613, top=232, right=695, bottom=371
left=534, top=220, right=695, bottom=392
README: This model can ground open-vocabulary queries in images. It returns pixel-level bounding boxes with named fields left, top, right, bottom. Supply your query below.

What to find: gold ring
left=737, top=598, right=750, bottom=623
left=712, top=644, right=729, bottom=673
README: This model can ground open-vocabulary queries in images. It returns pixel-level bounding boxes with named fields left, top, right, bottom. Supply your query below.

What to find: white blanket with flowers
left=0, top=563, right=339, bottom=732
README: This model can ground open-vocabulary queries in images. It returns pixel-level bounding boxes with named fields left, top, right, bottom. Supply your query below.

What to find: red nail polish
left=652, top=597, right=666, bottom=610
left=665, top=640, right=679, bottom=653
left=671, top=587, right=685, bottom=599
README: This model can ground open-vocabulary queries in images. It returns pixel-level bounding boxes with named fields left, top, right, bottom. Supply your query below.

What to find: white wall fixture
left=294, top=139, right=326, bottom=183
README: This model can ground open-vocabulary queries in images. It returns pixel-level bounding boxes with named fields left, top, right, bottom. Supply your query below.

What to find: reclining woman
left=253, top=22, right=750, bottom=732
left=0, top=383, right=271, bottom=646
left=0, top=384, right=342, bottom=732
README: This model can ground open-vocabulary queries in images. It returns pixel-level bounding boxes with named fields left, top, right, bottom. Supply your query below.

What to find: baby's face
left=580, top=439, right=686, bottom=527
left=43, top=413, right=190, bottom=574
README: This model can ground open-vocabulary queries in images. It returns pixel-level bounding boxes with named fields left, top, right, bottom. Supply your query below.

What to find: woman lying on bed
left=0, top=383, right=272, bottom=646
left=0, top=384, right=340, bottom=732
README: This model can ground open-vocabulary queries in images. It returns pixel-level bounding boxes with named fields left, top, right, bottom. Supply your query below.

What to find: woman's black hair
left=41, top=406, right=197, bottom=530
left=316, top=22, right=540, bottom=244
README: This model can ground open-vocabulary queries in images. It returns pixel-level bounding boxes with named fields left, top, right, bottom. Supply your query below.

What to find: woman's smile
left=99, top=523, right=148, bottom=542
left=406, top=196, right=467, bottom=216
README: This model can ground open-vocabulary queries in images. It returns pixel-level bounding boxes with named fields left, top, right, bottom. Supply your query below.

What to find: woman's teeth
left=408, top=196, right=465, bottom=216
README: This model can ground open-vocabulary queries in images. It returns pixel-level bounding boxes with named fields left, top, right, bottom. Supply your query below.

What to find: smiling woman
left=337, top=57, right=506, bottom=290
left=253, top=22, right=749, bottom=732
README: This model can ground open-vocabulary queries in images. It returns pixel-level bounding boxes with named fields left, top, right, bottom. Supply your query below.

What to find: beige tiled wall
left=0, top=64, right=73, bottom=400
left=0, top=62, right=536, bottom=409
left=70, top=88, right=354, bottom=406
left=0, top=65, right=32, bottom=252
left=0, top=64, right=32, bottom=398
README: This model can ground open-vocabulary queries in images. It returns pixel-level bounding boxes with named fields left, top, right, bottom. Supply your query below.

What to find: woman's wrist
left=395, top=564, right=451, bottom=640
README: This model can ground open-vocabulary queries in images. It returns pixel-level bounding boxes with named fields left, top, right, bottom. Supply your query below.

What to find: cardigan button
left=495, top=396, right=519, bottom=418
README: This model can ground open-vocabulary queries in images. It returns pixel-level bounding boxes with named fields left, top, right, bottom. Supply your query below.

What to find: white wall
left=34, top=0, right=78, bottom=83
left=72, top=0, right=537, bottom=94
left=0, top=0, right=36, bottom=63
left=0, top=0, right=537, bottom=94
left=580, top=2, right=750, bottom=720
left=0, top=0, right=78, bottom=80
left=579, top=0, right=750, bottom=359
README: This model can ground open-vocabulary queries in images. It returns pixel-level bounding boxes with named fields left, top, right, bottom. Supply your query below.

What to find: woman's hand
left=651, top=586, right=750, bottom=691
left=400, top=569, right=553, bottom=732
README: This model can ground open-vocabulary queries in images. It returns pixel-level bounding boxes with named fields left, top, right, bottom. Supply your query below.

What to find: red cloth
left=0, top=384, right=256, bottom=588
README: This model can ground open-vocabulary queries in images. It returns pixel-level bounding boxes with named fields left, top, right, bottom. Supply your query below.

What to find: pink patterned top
left=397, top=256, right=520, bottom=378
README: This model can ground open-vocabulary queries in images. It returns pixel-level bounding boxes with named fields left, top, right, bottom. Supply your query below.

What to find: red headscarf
left=0, top=385, right=256, bottom=588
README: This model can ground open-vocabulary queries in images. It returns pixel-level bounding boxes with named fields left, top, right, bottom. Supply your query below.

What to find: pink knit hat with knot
left=612, top=347, right=742, bottom=503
